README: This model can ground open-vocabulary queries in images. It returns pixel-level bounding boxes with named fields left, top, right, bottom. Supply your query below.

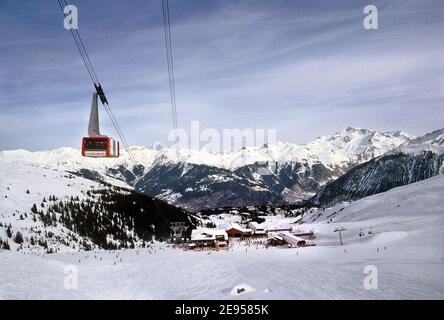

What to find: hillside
left=0, top=161, right=191, bottom=253
left=311, top=129, right=444, bottom=207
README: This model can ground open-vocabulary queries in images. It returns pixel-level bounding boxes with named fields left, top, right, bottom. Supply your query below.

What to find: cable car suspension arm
left=57, top=0, right=137, bottom=166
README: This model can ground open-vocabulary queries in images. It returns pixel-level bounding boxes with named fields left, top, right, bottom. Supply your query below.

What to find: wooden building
left=190, top=228, right=228, bottom=248
left=268, top=235, right=286, bottom=246
left=268, top=232, right=307, bottom=247
left=248, top=222, right=267, bottom=237
left=222, top=222, right=253, bottom=238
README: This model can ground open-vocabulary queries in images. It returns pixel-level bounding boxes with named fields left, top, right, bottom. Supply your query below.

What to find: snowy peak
left=408, top=128, right=444, bottom=147
left=150, top=141, right=166, bottom=151
left=311, top=128, right=444, bottom=207
left=394, top=128, right=444, bottom=155
left=0, top=127, right=414, bottom=171
left=1, top=127, right=439, bottom=211
left=302, top=127, right=413, bottom=167
left=212, top=127, right=413, bottom=169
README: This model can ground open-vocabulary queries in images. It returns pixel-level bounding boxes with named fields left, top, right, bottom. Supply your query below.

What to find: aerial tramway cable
left=57, top=0, right=137, bottom=166
left=58, top=0, right=179, bottom=163
left=162, top=0, right=179, bottom=139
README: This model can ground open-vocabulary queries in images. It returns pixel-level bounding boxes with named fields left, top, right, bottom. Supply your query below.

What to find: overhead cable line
left=162, top=0, right=179, bottom=139
left=57, top=0, right=137, bottom=166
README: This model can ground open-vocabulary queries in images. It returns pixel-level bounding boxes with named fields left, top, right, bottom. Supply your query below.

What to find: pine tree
left=31, top=203, right=38, bottom=214
left=13, top=231, right=24, bottom=244
left=6, top=225, right=12, bottom=238
left=2, top=240, right=10, bottom=250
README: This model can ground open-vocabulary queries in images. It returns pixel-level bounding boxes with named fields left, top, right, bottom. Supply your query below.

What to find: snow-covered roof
left=191, top=228, right=228, bottom=241
left=278, top=232, right=306, bottom=245
left=207, top=228, right=228, bottom=237
left=268, top=235, right=284, bottom=241
left=293, top=229, right=314, bottom=236
left=253, top=230, right=267, bottom=235
left=249, top=221, right=259, bottom=228
left=222, top=222, right=252, bottom=233
left=248, top=222, right=265, bottom=231
left=191, top=229, right=214, bottom=241
left=260, top=218, right=292, bottom=232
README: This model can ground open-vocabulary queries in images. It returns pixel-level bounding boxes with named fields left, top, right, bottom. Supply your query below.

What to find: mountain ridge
left=311, top=128, right=444, bottom=207
left=0, top=127, right=415, bottom=210
left=0, top=127, right=413, bottom=170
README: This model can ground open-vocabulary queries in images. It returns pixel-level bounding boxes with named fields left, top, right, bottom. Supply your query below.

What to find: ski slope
left=1, top=174, right=443, bottom=299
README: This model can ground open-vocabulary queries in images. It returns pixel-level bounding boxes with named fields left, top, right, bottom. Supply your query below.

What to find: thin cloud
left=0, top=0, right=443, bottom=150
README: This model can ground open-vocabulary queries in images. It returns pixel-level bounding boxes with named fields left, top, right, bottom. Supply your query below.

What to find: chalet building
left=279, top=232, right=307, bottom=247
left=268, top=235, right=286, bottom=246
left=222, top=222, right=253, bottom=238
left=248, top=222, right=267, bottom=237
left=190, top=228, right=228, bottom=248
left=268, top=232, right=307, bottom=247
left=293, top=230, right=315, bottom=238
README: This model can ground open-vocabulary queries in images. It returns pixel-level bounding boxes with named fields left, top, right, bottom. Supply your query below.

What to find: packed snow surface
left=1, top=174, right=443, bottom=299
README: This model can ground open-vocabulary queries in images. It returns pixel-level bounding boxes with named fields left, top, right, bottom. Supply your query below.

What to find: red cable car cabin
left=81, top=136, right=119, bottom=158
left=81, top=92, right=120, bottom=158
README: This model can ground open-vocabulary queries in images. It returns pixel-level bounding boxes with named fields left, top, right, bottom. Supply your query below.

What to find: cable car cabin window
left=84, top=138, right=108, bottom=150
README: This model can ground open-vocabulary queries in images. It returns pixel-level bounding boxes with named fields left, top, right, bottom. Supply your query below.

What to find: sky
left=0, top=0, right=443, bottom=151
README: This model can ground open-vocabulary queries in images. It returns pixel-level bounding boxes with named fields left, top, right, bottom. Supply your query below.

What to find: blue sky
left=0, top=0, right=443, bottom=150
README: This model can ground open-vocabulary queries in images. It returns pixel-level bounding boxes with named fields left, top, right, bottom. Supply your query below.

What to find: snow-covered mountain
left=311, top=128, right=444, bottom=207
left=0, top=127, right=412, bottom=170
left=0, top=127, right=412, bottom=211
left=393, top=128, right=444, bottom=155
left=0, top=160, right=191, bottom=253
